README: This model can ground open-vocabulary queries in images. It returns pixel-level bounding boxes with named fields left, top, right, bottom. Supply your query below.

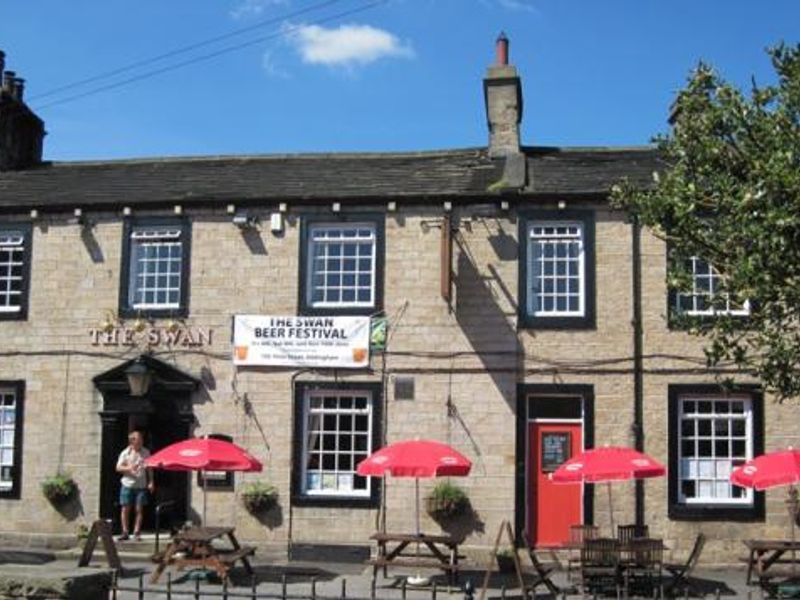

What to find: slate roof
left=0, top=146, right=662, bottom=211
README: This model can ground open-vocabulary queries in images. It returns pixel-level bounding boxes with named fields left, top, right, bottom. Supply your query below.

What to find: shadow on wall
left=251, top=503, right=284, bottom=530
left=52, top=489, right=85, bottom=522
left=433, top=505, right=486, bottom=539
left=454, top=228, right=521, bottom=414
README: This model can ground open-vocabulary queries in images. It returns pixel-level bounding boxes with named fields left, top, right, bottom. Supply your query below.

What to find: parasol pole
left=202, top=469, right=207, bottom=526
left=607, top=481, right=615, bottom=537
left=789, top=485, right=798, bottom=577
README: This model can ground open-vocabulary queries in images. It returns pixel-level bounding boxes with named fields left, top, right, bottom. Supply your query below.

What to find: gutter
left=632, top=214, right=645, bottom=527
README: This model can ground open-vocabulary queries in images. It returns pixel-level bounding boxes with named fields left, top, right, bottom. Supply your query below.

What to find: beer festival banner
left=232, top=315, right=370, bottom=368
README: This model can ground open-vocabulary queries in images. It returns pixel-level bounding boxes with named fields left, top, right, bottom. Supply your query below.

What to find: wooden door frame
left=514, top=384, right=594, bottom=544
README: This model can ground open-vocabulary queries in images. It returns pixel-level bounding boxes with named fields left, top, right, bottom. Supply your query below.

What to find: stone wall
left=0, top=201, right=797, bottom=564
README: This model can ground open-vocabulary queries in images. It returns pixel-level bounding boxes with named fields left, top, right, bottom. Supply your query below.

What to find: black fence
left=110, top=573, right=464, bottom=600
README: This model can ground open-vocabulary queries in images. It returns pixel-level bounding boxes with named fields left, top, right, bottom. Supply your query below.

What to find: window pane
left=307, top=224, right=376, bottom=307
left=527, top=222, right=584, bottom=318
left=677, top=395, right=753, bottom=506
left=302, top=391, right=373, bottom=497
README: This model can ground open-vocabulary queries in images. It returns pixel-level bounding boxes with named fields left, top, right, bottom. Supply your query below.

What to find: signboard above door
left=232, top=315, right=370, bottom=368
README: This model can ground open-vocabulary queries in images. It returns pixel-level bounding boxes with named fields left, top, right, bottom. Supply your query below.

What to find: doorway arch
left=93, top=355, right=199, bottom=532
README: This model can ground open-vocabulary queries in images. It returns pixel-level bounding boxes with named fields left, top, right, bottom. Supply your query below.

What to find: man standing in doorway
left=116, top=430, right=154, bottom=541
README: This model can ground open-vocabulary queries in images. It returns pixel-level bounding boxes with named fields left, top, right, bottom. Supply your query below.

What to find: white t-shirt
left=117, top=446, right=151, bottom=489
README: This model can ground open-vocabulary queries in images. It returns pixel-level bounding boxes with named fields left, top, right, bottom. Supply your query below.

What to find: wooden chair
left=624, top=538, right=664, bottom=598
left=567, top=524, right=599, bottom=580
left=617, top=523, right=649, bottom=545
left=580, top=538, right=621, bottom=596
left=664, top=533, right=705, bottom=597
left=521, top=532, right=564, bottom=596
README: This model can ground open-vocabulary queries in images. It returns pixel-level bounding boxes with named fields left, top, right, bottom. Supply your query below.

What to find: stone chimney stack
left=483, top=32, right=523, bottom=158
left=0, top=50, right=45, bottom=171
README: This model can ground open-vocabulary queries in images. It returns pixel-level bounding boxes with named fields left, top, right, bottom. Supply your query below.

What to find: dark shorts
left=119, top=486, right=149, bottom=507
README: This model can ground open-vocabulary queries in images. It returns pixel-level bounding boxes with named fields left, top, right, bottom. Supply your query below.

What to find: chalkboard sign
left=541, top=432, right=571, bottom=472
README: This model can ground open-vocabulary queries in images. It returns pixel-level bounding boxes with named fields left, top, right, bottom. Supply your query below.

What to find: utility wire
left=35, top=0, right=387, bottom=111
left=29, top=0, right=347, bottom=102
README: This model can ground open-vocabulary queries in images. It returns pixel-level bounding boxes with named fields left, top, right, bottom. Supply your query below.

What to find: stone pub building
left=0, top=38, right=797, bottom=563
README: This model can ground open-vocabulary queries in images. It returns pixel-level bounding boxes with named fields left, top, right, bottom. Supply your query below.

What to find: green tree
left=612, top=43, right=800, bottom=400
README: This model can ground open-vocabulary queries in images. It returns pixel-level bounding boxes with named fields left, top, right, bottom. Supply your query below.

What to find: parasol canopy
left=145, top=438, right=263, bottom=473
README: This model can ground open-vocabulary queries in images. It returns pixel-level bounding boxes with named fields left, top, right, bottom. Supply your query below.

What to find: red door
left=528, top=422, right=582, bottom=547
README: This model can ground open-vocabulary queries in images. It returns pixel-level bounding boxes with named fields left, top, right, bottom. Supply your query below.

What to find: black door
left=99, top=392, right=192, bottom=533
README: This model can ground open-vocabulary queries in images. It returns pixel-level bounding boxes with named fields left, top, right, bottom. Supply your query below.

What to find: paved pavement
left=0, top=545, right=769, bottom=599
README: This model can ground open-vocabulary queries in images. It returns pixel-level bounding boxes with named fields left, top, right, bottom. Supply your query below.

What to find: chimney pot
left=483, top=35, right=523, bottom=158
left=2, top=70, right=15, bottom=94
left=495, top=32, right=509, bottom=66
left=12, top=78, right=24, bottom=101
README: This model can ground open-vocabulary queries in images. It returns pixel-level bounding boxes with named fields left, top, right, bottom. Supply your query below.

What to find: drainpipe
left=632, top=214, right=645, bottom=527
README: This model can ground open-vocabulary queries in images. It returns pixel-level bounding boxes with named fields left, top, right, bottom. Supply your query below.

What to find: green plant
left=425, top=481, right=469, bottom=520
left=241, top=482, right=278, bottom=515
left=495, top=548, right=517, bottom=573
left=41, top=473, right=77, bottom=505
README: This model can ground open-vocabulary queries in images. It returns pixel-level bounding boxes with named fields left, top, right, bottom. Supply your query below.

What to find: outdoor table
left=743, top=539, right=800, bottom=587
left=369, top=532, right=464, bottom=584
left=150, top=525, right=255, bottom=584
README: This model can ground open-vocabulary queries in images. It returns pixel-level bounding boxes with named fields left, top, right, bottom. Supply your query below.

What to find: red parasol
left=731, top=448, right=800, bottom=575
left=145, top=438, right=263, bottom=472
left=357, top=439, right=471, bottom=585
left=145, top=437, right=262, bottom=524
left=551, top=446, right=666, bottom=534
left=730, top=448, right=800, bottom=490
left=356, top=439, right=472, bottom=479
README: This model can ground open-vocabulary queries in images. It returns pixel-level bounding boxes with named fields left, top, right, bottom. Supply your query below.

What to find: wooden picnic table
left=150, top=525, right=255, bottom=584
left=743, top=539, right=800, bottom=587
left=368, top=532, right=464, bottom=584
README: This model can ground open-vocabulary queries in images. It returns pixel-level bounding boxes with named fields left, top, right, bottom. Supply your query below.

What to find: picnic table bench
left=150, top=526, right=255, bottom=584
left=744, top=539, right=800, bottom=595
left=368, top=532, right=464, bottom=584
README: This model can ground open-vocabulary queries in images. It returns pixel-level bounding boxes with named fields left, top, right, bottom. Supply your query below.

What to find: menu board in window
left=541, top=432, right=571, bottom=472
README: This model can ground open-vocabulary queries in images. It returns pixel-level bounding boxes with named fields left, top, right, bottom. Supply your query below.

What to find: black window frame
left=0, top=380, right=25, bottom=500
left=291, top=380, right=383, bottom=508
left=298, top=214, right=385, bottom=317
left=0, top=223, right=33, bottom=322
left=668, top=383, right=765, bottom=521
left=118, top=217, right=191, bottom=319
left=518, top=210, right=595, bottom=330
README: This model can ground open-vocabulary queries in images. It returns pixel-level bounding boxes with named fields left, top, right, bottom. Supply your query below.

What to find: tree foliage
left=612, top=43, right=800, bottom=400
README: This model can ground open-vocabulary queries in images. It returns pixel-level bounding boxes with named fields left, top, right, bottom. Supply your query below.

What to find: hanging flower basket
left=241, top=482, right=279, bottom=515
left=425, top=481, right=470, bottom=521
left=41, top=473, right=78, bottom=506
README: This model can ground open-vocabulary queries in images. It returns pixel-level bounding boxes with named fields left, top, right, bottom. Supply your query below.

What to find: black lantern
left=125, top=357, right=152, bottom=397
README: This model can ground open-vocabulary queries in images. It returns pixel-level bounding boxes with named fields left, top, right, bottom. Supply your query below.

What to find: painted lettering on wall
left=89, top=327, right=213, bottom=347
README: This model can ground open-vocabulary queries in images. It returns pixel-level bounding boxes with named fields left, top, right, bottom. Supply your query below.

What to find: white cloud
left=230, top=0, right=289, bottom=20
left=261, top=49, right=289, bottom=79
left=286, top=23, right=414, bottom=68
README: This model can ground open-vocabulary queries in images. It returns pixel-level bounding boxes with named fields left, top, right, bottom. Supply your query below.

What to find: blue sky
left=1, top=0, right=798, bottom=160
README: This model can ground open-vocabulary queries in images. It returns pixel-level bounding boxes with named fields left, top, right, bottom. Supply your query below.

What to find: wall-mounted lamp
left=29, top=209, right=38, bottom=220
left=173, top=204, right=183, bottom=215
left=557, top=200, right=567, bottom=210
left=122, top=206, right=132, bottom=217
left=500, top=200, right=510, bottom=211
left=387, top=201, right=397, bottom=212
left=233, top=210, right=259, bottom=229
left=125, top=357, right=152, bottom=397
left=443, top=201, right=452, bottom=212
left=331, top=202, right=341, bottom=213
